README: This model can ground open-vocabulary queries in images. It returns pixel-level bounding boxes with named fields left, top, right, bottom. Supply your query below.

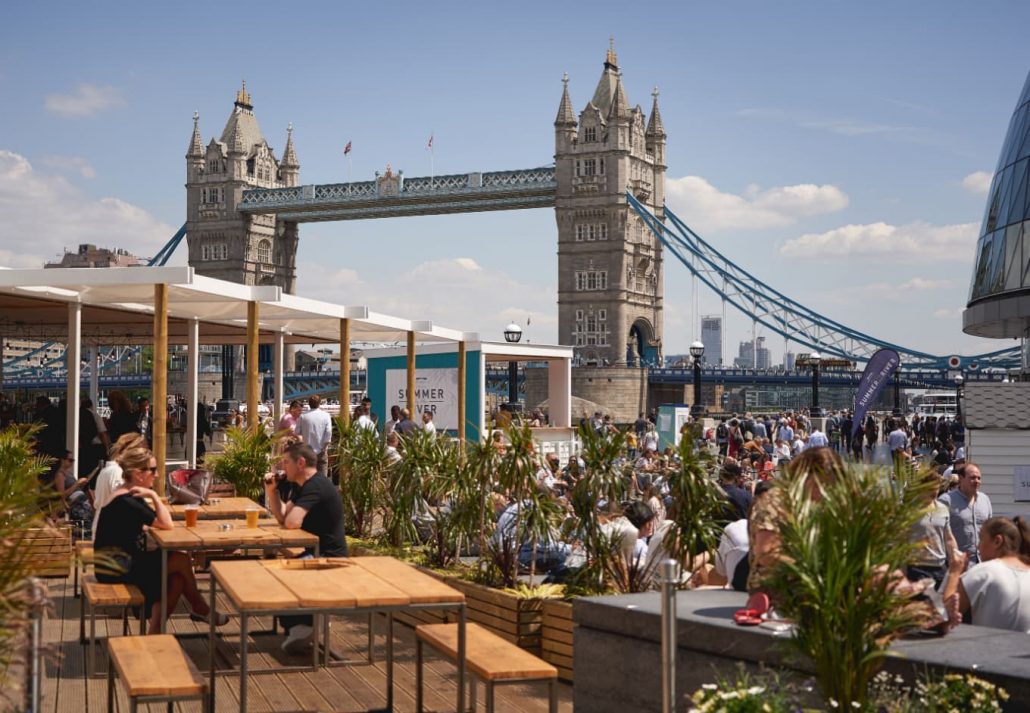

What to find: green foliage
left=689, top=669, right=799, bottom=713
left=0, top=424, right=56, bottom=701
left=869, top=671, right=1008, bottom=712
left=205, top=425, right=281, bottom=501
left=566, top=423, right=629, bottom=594
left=763, top=461, right=937, bottom=709
left=664, top=436, right=725, bottom=568
left=383, top=428, right=438, bottom=547
left=333, top=419, right=388, bottom=538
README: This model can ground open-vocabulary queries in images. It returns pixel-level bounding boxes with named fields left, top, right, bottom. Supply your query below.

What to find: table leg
left=485, top=682, right=494, bottom=713
left=106, top=651, right=114, bottom=712
left=311, top=613, right=319, bottom=672
left=415, top=637, right=423, bottom=713
left=387, top=611, right=394, bottom=711
left=367, top=611, right=375, bottom=663
left=549, top=678, right=558, bottom=713
left=239, top=614, right=249, bottom=713
left=323, top=614, right=330, bottom=667
left=159, top=548, right=168, bottom=633
left=458, top=605, right=467, bottom=713
left=208, top=574, right=217, bottom=713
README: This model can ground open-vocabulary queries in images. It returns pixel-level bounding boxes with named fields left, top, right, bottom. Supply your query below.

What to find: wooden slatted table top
left=166, top=496, right=269, bottom=520
left=149, top=520, right=317, bottom=550
left=417, top=623, right=558, bottom=681
left=211, top=556, right=463, bottom=612
left=108, top=634, right=207, bottom=697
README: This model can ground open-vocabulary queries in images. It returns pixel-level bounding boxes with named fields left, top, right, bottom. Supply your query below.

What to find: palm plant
left=422, top=436, right=476, bottom=567
left=333, top=419, right=388, bottom=538
left=762, top=461, right=937, bottom=708
left=567, top=423, right=629, bottom=593
left=382, top=428, right=439, bottom=547
left=0, top=424, right=55, bottom=704
left=205, top=425, right=281, bottom=501
left=663, top=437, right=725, bottom=571
left=462, top=435, right=500, bottom=558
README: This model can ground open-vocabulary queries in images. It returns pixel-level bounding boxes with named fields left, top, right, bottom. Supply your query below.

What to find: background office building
left=700, top=315, right=723, bottom=365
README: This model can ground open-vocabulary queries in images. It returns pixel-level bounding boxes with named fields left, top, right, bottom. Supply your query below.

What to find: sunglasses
left=142, top=466, right=158, bottom=474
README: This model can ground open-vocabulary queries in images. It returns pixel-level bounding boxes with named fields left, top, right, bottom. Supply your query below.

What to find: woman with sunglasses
left=93, top=440, right=226, bottom=633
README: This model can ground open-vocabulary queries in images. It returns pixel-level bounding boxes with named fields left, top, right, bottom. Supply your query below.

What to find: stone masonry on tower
left=185, top=83, right=300, bottom=292
left=554, top=44, right=665, bottom=367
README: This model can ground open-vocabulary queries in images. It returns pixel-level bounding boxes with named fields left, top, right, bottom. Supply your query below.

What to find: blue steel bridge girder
left=626, top=193, right=1023, bottom=371
left=237, top=167, right=557, bottom=222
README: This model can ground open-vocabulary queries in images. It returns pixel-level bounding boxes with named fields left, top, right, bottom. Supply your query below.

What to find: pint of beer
left=184, top=504, right=199, bottom=528
left=245, top=507, right=261, bottom=528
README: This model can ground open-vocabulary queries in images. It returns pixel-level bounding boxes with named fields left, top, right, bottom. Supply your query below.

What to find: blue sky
left=1, top=1, right=1028, bottom=361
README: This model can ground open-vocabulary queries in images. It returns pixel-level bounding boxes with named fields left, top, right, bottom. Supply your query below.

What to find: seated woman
left=93, top=441, right=226, bottom=634
left=943, top=516, right=1030, bottom=632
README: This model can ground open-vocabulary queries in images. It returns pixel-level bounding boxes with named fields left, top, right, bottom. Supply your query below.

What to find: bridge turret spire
left=555, top=73, right=577, bottom=127
left=646, top=86, right=666, bottom=139
left=608, top=73, right=629, bottom=121
left=187, top=111, right=203, bottom=158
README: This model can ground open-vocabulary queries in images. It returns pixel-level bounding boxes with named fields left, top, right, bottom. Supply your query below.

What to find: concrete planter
left=541, top=599, right=574, bottom=681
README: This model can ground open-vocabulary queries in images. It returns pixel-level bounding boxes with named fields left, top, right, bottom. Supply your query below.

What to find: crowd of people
left=29, top=389, right=1030, bottom=646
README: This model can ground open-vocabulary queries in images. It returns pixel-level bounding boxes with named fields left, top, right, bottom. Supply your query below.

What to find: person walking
left=939, top=463, right=992, bottom=566
left=297, top=395, right=333, bottom=478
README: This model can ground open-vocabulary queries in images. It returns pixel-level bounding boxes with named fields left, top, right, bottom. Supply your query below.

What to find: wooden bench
left=81, top=574, right=145, bottom=677
left=415, top=622, right=557, bottom=713
left=106, top=634, right=209, bottom=713
left=19, top=525, right=73, bottom=580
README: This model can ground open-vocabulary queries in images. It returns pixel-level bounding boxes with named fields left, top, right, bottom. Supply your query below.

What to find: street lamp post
left=892, top=368, right=902, bottom=417
left=503, top=322, right=522, bottom=409
left=689, top=341, right=705, bottom=418
left=955, top=373, right=964, bottom=423
left=810, top=351, right=822, bottom=417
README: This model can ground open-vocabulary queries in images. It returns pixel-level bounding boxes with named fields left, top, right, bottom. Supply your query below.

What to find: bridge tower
left=554, top=43, right=665, bottom=366
left=185, top=82, right=300, bottom=292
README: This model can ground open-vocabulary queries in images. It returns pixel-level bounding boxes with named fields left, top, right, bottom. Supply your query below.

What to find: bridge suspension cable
left=626, top=192, right=1021, bottom=370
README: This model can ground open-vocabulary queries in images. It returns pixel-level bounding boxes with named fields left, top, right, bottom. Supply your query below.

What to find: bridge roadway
left=236, top=167, right=557, bottom=222
left=1, top=366, right=997, bottom=397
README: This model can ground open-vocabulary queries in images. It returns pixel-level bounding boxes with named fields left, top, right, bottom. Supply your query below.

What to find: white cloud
left=932, top=308, right=963, bottom=320
left=779, top=221, right=977, bottom=261
left=41, top=155, right=96, bottom=179
left=295, top=256, right=557, bottom=343
left=858, top=277, right=954, bottom=299
left=961, top=170, right=992, bottom=195
left=665, top=176, right=848, bottom=232
left=44, top=83, right=125, bottom=117
left=0, top=149, right=175, bottom=266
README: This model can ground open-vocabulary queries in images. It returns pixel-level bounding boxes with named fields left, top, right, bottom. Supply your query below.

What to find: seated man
left=263, top=441, right=348, bottom=654
left=492, top=497, right=570, bottom=575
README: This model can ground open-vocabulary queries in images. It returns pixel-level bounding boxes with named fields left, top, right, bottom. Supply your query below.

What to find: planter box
left=444, top=577, right=543, bottom=653
left=541, top=599, right=574, bottom=682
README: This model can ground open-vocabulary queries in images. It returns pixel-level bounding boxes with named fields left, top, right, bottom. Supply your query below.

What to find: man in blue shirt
left=939, top=463, right=992, bottom=565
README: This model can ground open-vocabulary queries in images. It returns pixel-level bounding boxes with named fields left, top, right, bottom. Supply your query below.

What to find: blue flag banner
left=852, top=348, right=901, bottom=438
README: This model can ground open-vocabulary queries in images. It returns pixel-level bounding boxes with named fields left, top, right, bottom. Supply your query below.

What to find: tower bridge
left=4, top=44, right=1021, bottom=397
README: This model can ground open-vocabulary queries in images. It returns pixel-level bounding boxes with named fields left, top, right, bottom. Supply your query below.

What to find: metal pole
left=812, top=363, right=820, bottom=413
left=660, top=559, right=680, bottom=713
left=692, top=359, right=702, bottom=409
left=508, top=360, right=518, bottom=406
left=340, top=318, right=351, bottom=425
left=893, top=370, right=901, bottom=415
left=246, top=301, right=259, bottom=432
left=28, top=577, right=42, bottom=713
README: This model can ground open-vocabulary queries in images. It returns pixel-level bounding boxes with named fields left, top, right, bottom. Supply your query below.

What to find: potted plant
left=205, top=425, right=281, bottom=502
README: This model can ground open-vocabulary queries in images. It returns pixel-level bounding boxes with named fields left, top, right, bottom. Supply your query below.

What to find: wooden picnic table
left=149, top=519, right=319, bottom=633
left=207, top=556, right=468, bottom=713
left=165, top=496, right=269, bottom=520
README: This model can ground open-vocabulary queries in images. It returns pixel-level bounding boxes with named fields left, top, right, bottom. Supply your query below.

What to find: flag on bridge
left=343, top=141, right=352, bottom=155
left=426, top=133, right=434, bottom=151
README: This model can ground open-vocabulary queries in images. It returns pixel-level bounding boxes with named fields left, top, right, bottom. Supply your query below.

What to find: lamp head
left=809, top=351, right=822, bottom=366
left=689, top=341, right=705, bottom=359
left=503, top=322, right=523, bottom=344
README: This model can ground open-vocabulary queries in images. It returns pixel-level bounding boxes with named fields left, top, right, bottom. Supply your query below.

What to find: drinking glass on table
left=184, top=503, right=199, bottom=528
left=245, top=506, right=261, bottom=528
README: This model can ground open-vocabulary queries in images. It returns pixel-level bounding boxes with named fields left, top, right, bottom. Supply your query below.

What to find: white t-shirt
left=91, top=461, right=124, bottom=537
left=714, top=519, right=749, bottom=580
left=961, top=558, right=1030, bottom=632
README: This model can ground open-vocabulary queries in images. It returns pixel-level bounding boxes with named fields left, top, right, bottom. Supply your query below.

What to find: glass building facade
left=964, top=69, right=1030, bottom=340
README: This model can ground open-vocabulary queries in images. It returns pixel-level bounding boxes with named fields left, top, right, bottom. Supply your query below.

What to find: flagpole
left=347, top=156, right=352, bottom=183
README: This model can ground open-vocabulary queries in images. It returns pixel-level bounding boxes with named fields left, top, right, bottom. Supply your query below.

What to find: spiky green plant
left=567, top=423, right=629, bottom=593
left=205, top=425, right=282, bottom=501
left=762, top=461, right=937, bottom=709
left=0, top=424, right=56, bottom=704
left=462, top=434, right=500, bottom=559
left=382, top=428, right=441, bottom=547
left=333, top=419, right=388, bottom=538
left=663, top=436, right=726, bottom=569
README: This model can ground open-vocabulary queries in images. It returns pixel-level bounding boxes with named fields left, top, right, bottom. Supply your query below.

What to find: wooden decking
left=38, top=576, right=572, bottom=712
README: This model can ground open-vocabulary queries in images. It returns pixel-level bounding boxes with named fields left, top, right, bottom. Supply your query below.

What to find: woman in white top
left=944, top=516, right=1030, bottom=633
left=90, top=432, right=147, bottom=537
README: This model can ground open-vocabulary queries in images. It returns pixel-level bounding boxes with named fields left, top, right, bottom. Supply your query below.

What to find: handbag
left=167, top=468, right=212, bottom=505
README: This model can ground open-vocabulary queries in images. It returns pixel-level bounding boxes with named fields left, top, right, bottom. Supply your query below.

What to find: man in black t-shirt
left=264, top=440, right=347, bottom=654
